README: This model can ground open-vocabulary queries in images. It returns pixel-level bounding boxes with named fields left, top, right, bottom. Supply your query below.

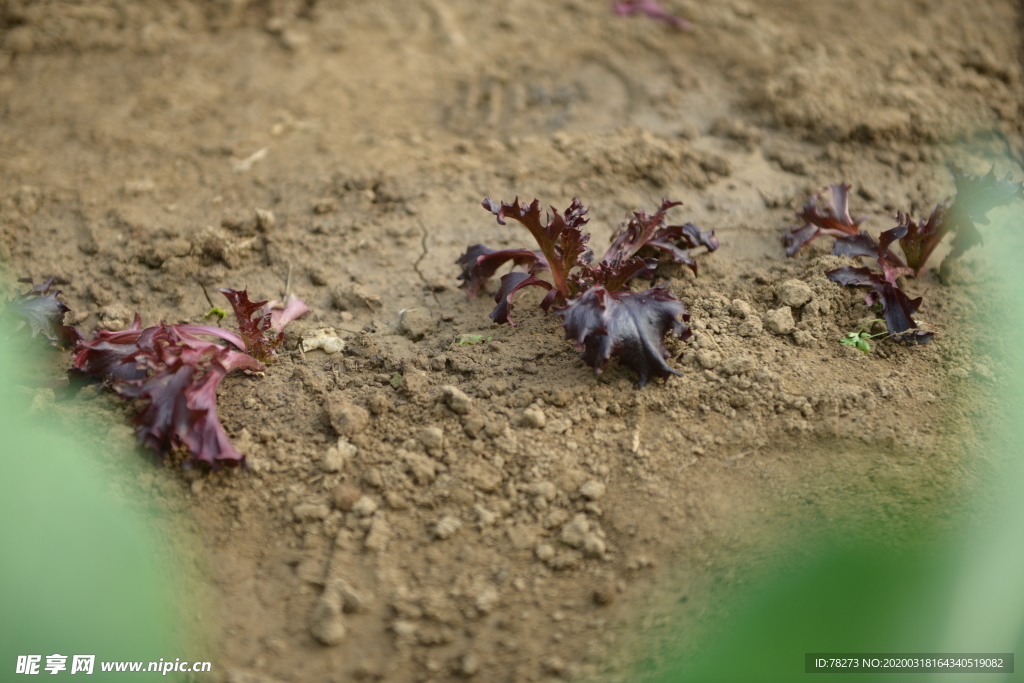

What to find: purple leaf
left=604, top=201, right=716, bottom=276
left=217, top=288, right=307, bottom=363
left=1, top=276, right=80, bottom=349
left=483, top=197, right=591, bottom=301
left=456, top=244, right=546, bottom=298
left=785, top=183, right=865, bottom=256
left=490, top=272, right=553, bottom=325
left=556, top=284, right=691, bottom=387
left=826, top=266, right=930, bottom=344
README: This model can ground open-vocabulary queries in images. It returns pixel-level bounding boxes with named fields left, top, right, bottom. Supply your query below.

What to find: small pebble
left=434, top=516, right=462, bottom=540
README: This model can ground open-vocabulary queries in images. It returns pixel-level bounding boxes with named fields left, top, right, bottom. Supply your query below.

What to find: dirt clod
left=309, top=580, right=347, bottom=646
left=764, top=307, right=796, bottom=335
left=777, top=279, right=814, bottom=307
left=328, top=400, right=370, bottom=436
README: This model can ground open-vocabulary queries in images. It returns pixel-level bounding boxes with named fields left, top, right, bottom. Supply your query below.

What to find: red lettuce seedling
left=458, top=197, right=714, bottom=386
left=612, top=0, right=693, bottom=31
left=784, top=183, right=865, bottom=257
left=217, top=288, right=309, bottom=363
left=0, top=276, right=80, bottom=349
left=71, top=289, right=307, bottom=468
left=896, top=166, right=1023, bottom=276
left=789, top=168, right=1023, bottom=275
left=826, top=225, right=932, bottom=344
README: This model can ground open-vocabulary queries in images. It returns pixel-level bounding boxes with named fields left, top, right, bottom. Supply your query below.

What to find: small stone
left=474, top=586, right=499, bottom=614
left=737, top=317, right=763, bottom=337
left=763, top=306, right=795, bottom=335
left=398, top=371, right=430, bottom=398
left=543, top=657, right=567, bottom=676
left=352, top=496, right=379, bottom=517
left=441, top=385, right=473, bottom=414
left=330, top=283, right=382, bottom=312
left=97, top=303, right=133, bottom=331
left=403, top=450, right=437, bottom=485
left=399, top=308, right=433, bottom=340
left=322, top=438, right=358, bottom=472
left=459, top=653, right=481, bottom=677
left=329, top=400, right=370, bottom=436
left=720, top=356, right=756, bottom=376
left=462, top=414, right=486, bottom=438
left=521, top=405, right=546, bottom=429
left=309, top=580, right=347, bottom=646
left=729, top=299, right=755, bottom=318
left=293, top=503, right=330, bottom=522
left=418, top=426, right=444, bottom=450
left=364, top=516, right=392, bottom=551
left=473, top=504, right=498, bottom=526
left=793, top=330, right=816, bottom=347
left=696, top=349, right=721, bottom=369
left=340, top=583, right=366, bottom=613
left=777, top=279, right=813, bottom=307
left=528, top=481, right=557, bottom=501
left=309, top=267, right=330, bottom=286
left=434, top=516, right=462, bottom=540
left=559, top=514, right=591, bottom=548
left=331, top=482, right=362, bottom=511
left=363, top=468, right=384, bottom=488
left=535, top=543, right=556, bottom=561
left=464, top=461, right=502, bottom=492
left=579, top=480, right=606, bottom=500
left=366, top=391, right=391, bottom=415
left=583, top=534, right=606, bottom=558
left=594, top=582, right=617, bottom=605
left=255, top=208, right=276, bottom=231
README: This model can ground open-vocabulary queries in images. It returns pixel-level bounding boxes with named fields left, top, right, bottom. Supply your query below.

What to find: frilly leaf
left=556, top=284, right=691, bottom=387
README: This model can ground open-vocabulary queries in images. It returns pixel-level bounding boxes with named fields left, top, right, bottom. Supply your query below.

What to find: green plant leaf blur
left=638, top=187, right=1024, bottom=683
left=0, top=342, right=177, bottom=679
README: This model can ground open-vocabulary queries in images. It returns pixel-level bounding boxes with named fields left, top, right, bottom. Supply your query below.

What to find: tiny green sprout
left=840, top=319, right=887, bottom=354
left=870, top=301, right=884, bottom=315
left=390, top=373, right=402, bottom=388
left=202, top=306, right=228, bottom=321
left=460, top=334, right=492, bottom=345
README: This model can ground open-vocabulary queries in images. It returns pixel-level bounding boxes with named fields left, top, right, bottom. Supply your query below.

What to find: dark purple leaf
left=69, top=288, right=306, bottom=468
left=894, top=206, right=947, bottom=277
left=612, top=0, right=693, bottom=31
left=826, top=266, right=930, bottom=343
left=489, top=272, right=553, bottom=325
left=604, top=201, right=716, bottom=276
left=832, top=232, right=880, bottom=260
left=217, top=288, right=307, bottom=363
left=456, top=244, right=545, bottom=298
left=115, top=340, right=261, bottom=468
left=785, top=183, right=865, bottom=256
left=483, top=197, right=591, bottom=300
left=1, top=276, right=80, bottom=348
left=556, top=284, right=691, bottom=387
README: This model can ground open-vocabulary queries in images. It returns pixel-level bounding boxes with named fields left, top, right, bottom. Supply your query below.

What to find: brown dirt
left=2, top=0, right=1022, bottom=681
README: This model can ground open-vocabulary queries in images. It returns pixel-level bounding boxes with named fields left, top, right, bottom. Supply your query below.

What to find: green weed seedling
left=453, top=334, right=492, bottom=348
left=840, top=319, right=887, bottom=353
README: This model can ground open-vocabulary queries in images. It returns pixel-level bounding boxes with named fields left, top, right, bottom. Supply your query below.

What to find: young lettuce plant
left=70, top=288, right=308, bottom=468
left=0, top=276, right=80, bottom=349
left=457, top=197, right=718, bottom=387
left=786, top=167, right=1023, bottom=344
